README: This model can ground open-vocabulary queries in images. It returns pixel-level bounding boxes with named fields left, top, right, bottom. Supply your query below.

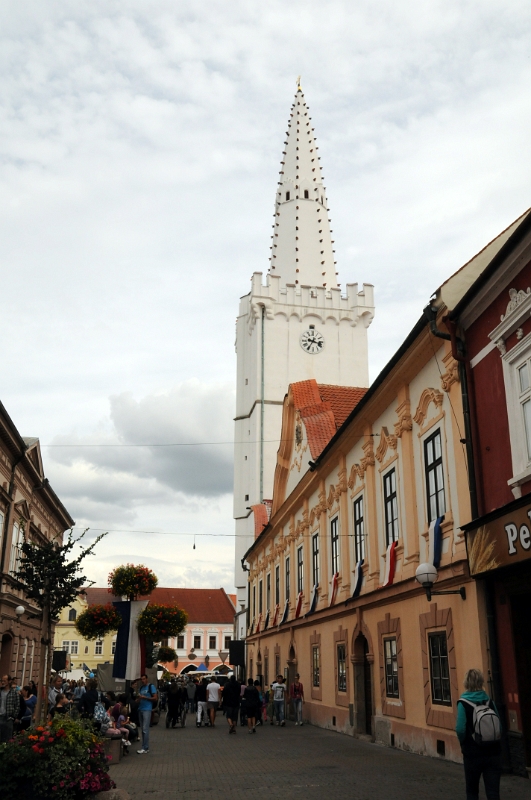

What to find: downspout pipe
left=423, top=304, right=478, bottom=520
left=260, top=306, right=265, bottom=503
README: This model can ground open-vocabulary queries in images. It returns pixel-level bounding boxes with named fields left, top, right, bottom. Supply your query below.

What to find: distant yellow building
left=53, top=591, right=116, bottom=673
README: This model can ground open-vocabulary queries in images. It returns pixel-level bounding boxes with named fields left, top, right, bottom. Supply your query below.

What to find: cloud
left=48, top=381, right=235, bottom=526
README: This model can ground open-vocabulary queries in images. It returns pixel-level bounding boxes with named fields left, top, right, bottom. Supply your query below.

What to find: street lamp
left=15, top=605, right=25, bottom=618
left=415, top=563, right=466, bottom=602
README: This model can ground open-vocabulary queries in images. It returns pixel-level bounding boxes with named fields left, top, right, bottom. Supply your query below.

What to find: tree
left=15, top=527, right=107, bottom=722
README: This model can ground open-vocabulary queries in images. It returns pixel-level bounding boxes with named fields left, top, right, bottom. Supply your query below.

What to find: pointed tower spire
left=270, top=84, right=337, bottom=289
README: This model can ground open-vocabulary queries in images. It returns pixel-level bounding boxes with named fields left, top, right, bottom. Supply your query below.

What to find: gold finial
left=297, top=75, right=302, bottom=91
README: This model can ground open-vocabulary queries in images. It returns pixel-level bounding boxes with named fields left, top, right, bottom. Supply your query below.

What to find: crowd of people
left=0, top=666, right=505, bottom=799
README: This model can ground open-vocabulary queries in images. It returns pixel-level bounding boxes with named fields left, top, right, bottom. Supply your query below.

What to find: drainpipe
left=423, top=305, right=478, bottom=519
left=260, top=306, right=265, bottom=503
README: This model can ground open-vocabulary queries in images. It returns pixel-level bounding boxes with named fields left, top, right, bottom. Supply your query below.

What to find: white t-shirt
left=206, top=681, right=221, bottom=703
left=272, top=682, right=285, bottom=702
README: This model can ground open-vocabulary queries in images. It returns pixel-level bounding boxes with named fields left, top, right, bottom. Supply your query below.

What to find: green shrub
left=0, top=716, right=115, bottom=800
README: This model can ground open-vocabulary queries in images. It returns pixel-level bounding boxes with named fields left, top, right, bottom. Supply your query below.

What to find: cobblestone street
left=110, top=718, right=529, bottom=800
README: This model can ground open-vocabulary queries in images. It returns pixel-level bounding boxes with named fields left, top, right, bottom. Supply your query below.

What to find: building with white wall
left=233, top=84, right=375, bottom=607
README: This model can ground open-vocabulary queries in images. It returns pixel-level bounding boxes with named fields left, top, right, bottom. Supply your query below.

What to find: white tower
left=233, top=84, right=375, bottom=607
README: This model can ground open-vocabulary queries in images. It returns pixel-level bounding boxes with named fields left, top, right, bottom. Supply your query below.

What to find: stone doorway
left=353, top=633, right=373, bottom=736
left=0, top=633, right=13, bottom=677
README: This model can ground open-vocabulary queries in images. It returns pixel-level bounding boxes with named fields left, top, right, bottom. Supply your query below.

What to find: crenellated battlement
left=241, top=272, right=374, bottom=331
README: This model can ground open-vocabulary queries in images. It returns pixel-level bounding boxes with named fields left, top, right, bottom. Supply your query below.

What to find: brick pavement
left=110, top=716, right=529, bottom=800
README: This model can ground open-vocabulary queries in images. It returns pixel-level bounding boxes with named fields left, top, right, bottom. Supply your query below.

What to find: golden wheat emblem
left=468, top=525, right=500, bottom=575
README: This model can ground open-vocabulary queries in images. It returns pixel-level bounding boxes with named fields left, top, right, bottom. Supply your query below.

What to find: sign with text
left=466, top=503, right=531, bottom=575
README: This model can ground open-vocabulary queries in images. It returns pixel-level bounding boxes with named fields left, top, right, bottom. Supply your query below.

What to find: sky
left=2, top=1, right=531, bottom=592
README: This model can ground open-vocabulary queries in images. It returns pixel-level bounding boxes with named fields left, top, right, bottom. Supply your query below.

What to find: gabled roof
left=436, top=207, right=531, bottom=313
left=292, top=380, right=367, bottom=460
left=85, top=587, right=235, bottom=624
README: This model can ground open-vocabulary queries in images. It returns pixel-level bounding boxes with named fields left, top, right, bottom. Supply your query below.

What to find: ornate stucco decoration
left=394, top=399, right=412, bottom=438
left=440, top=352, right=460, bottom=393
left=501, top=287, right=531, bottom=321
left=495, top=339, right=506, bottom=355
left=248, top=298, right=275, bottom=333
left=327, top=483, right=341, bottom=510
left=413, top=388, right=444, bottom=426
left=337, top=467, right=348, bottom=494
left=361, top=437, right=375, bottom=471
left=347, top=462, right=365, bottom=490
left=375, top=426, right=398, bottom=463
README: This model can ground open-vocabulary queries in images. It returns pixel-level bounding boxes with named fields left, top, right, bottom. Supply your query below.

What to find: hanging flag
left=272, top=604, right=280, bottom=627
left=352, top=559, right=364, bottom=598
left=264, top=610, right=270, bottom=630
left=255, top=613, right=262, bottom=634
left=382, top=541, right=397, bottom=587
left=306, top=584, right=319, bottom=616
left=329, top=572, right=339, bottom=607
left=112, top=600, right=148, bottom=680
left=428, top=515, right=444, bottom=568
left=295, top=591, right=304, bottom=618
left=280, top=598, right=290, bottom=625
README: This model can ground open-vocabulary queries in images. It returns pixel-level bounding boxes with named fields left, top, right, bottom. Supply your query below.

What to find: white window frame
left=9, top=522, right=23, bottom=575
left=111, top=638, right=117, bottom=655
left=330, top=517, right=340, bottom=575
left=62, top=640, right=70, bottom=653
left=488, top=288, right=531, bottom=496
left=70, top=640, right=79, bottom=655
left=502, top=335, right=531, bottom=493
left=95, top=639, right=103, bottom=655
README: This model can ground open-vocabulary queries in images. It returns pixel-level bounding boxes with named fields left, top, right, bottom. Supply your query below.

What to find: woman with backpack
left=456, top=668, right=501, bottom=800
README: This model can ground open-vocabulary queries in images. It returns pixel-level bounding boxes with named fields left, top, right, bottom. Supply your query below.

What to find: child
left=49, top=693, right=68, bottom=722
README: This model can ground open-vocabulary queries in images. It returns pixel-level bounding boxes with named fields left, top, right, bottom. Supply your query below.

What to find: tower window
left=245, top=494, right=249, bottom=501
left=285, top=191, right=290, bottom=201
left=304, top=190, right=309, bottom=199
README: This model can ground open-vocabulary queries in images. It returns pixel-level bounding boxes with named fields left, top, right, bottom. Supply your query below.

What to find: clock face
left=300, top=329, right=325, bottom=354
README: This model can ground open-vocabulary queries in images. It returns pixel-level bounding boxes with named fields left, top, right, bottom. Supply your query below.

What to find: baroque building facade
left=0, top=401, right=74, bottom=682
left=233, top=84, right=374, bottom=608
left=243, top=310, right=482, bottom=762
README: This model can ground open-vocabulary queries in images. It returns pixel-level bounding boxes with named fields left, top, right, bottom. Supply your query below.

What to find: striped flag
left=382, top=541, right=397, bottom=587
left=295, top=591, right=304, bottom=618
left=112, top=600, right=148, bottom=680
left=264, top=610, right=270, bottom=630
left=352, top=559, right=364, bottom=598
left=306, top=584, right=319, bottom=616
left=280, top=598, right=290, bottom=625
left=272, top=604, right=280, bottom=627
left=329, top=572, right=339, bottom=607
left=255, top=613, right=262, bottom=634
left=428, top=516, right=444, bottom=568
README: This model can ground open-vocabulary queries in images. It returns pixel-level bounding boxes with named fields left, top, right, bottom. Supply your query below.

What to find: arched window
left=68, top=608, right=77, bottom=622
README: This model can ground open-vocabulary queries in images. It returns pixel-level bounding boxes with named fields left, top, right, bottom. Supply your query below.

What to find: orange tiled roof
left=251, top=504, right=269, bottom=538
left=291, top=380, right=367, bottom=460
left=84, top=587, right=235, bottom=624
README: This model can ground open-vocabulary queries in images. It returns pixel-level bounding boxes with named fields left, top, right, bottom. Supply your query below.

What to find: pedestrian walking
left=206, top=676, right=221, bottom=727
left=196, top=678, right=208, bottom=727
left=79, top=678, right=99, bottom=718
left=253, top=680, right=263, bottom=725
left=239, top=680, right=247, bottom=727
left=0, top=675, right=20, bottom=742
left=20, top=685, right=37, bottom=730
left=290, top=673, right=304, bottom=725
left=166, top=680, right=181, bottom=728
left=271, top=675, right=286, bottom=726
left=186, top=678, right=197, bottom=713
left=222, top=674, right=241, bottom=734
left=137, top=673, right=158, bottom=754
left=243, top=678, right=260, bottom=734
left=456, top=668, right=502, bottom=800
